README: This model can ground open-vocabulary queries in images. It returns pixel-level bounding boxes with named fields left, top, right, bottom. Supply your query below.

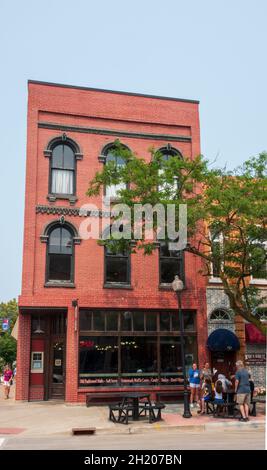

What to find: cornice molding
left=38, top=122, right=191, bottom=143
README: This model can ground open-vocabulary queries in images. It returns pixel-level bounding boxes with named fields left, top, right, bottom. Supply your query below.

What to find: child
left=214, top=380, right=225, bottom=404
left=198, top=377, right=212, bottom=414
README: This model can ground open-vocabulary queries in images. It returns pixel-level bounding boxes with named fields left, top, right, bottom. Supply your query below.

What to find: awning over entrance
left=207, top=328, right=240, bottom=352
left=245, top=324, right=266, bottom=344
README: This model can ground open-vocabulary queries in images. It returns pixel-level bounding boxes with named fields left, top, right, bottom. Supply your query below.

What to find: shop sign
left=245, top=353, right=266, bottom=366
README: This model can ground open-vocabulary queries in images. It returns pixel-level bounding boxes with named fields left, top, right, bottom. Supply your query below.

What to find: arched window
left=44, top=135, right=83, bottom=204
left=47, top=225, right=74, bottom=283
left=156, top=145, right=182, bottom=197
left=99, top=143, right=129, bottom=200
left=51, top=144, right=75, bottom=195
left=209, top=309, right=231, bottom=321
left=157, top=145, right=182, bottom=162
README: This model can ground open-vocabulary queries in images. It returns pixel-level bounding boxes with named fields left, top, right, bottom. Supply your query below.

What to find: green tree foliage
left=0, top=299, right=18, bottom=367
left=87, top=143, right=267, bottom=333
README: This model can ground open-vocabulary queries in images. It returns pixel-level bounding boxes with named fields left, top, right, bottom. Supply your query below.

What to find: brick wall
left=15, top=313, right=31, bottom=400
left=17, top=81, right=208, bottom=402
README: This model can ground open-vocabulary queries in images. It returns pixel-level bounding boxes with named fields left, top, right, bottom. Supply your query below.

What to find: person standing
left=188, top=363, right=201, bottom=408
left=3, top=364, right=13, bottom=399
left=200, top=362, right=212, bottom=382
left=235, top=360, right=250, bottom=422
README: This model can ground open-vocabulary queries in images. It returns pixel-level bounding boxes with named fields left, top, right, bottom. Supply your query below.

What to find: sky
left=0, top=0, right=266, bottom=303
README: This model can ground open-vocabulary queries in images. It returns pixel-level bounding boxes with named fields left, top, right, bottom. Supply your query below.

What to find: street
left=0, top=429, right=265, bottom=450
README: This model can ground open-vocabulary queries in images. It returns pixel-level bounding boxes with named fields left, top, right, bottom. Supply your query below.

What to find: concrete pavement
left=0, top=384, right=265, bottom=449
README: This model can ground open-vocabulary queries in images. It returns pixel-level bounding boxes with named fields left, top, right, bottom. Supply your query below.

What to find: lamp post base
left=182, top=389, right=192, bottom=418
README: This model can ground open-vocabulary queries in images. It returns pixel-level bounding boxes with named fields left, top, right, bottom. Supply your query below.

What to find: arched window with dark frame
left=156, top=145, right=182, bottom=197
left=99, top=142, right=130, bottom=200
left=44, top=135, right=83, bottom=204
left=51, top=144, right=75, bottom=195
left=47, top=225, right=74, bottom=283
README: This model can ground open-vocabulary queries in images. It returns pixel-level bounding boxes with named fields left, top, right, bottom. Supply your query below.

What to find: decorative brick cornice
left=36, top=205, right=81, bottom=217
left=36, top=204, right=133, bottom=219
left=39, top=122, right=192, bottom=143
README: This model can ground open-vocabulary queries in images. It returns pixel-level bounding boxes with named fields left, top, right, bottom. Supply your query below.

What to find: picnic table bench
left=250, top=397, right=266, bottom=417
left=108, top=392, right=165, bottom=425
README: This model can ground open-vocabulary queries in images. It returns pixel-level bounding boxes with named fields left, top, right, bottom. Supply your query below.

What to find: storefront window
left=79, top=336, right=118, bottom=386
left=78, top=309, right=197, bottom=387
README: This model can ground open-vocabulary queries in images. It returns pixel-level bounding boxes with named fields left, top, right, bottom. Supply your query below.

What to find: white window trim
left=31, top=351, right=44, bottom=374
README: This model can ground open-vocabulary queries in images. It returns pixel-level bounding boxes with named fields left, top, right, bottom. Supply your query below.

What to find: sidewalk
left=0, top=385, right=265, bottom=438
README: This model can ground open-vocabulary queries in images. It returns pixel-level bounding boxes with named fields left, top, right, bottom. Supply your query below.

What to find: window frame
left=250, top=240, right=267, bottom=285
left=156, top=145, right=183, bottom=197
left=104, top=245, right=131, bottom=288
left=41, top=220, right=81, bottom=288
left=78, top=309, right=197, bottom=387
left=209, top=230, right=223, bottom=283
left=44, top=134, right=83, bottom=205
left=98, top=142, right=130, bottom=202
left=158, top=241, right=185, bottom=287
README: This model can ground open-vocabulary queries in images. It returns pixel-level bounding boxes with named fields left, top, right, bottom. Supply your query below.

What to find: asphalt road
left=0, top=429, right=265, bottom=450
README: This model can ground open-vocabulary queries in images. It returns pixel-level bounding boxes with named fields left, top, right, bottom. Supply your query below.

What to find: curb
left=91, top=420, right=265, bottom=436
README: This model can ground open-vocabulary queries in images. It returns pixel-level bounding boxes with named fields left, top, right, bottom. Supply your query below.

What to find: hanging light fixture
left=33, top=315, right=44, bottom=334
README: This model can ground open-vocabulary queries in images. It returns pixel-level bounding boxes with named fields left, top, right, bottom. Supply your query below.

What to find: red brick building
left=16, top=80, right=208, bottom=403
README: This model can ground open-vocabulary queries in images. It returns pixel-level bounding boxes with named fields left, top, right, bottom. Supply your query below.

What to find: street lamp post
left=172, top=275, right=192, bottom=418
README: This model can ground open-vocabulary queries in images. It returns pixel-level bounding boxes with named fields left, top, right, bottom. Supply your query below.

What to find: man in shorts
left=235, top=360, right=250, bottom=422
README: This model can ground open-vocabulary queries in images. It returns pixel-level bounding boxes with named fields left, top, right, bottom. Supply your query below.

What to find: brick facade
left=17, top=81, right=209, bottom=402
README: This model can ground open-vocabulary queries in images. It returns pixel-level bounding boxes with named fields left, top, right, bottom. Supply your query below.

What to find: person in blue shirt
left=188, top=363, right=201, bottom=408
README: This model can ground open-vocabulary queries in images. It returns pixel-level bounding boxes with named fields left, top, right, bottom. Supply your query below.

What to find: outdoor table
left=121, top=392, right=151, bottom=420
left=223, top=390, right=236, bottom=417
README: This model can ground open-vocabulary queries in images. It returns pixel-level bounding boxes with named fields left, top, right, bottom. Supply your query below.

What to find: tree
left=0, top=299, right=18, bottom=367
left=87, top=143, right=267, bottom=334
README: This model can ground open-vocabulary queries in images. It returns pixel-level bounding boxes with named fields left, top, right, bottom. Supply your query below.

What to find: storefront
left=79, top=309, right=197, bottom=390
left=245, top=324, right=266, bottom=386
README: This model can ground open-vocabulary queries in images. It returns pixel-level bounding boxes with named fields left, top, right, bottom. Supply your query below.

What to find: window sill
left=159, top=284, right=173, bottom=291
left=44, top=281, right=76, bottom=288
left=159, top=283, right=186, bottom=291
left=250, top=279, right=267, bottom=286
left=208, top=277, right=222, bottom=284
left=103, top=283, right=133, bottom=290
left=47, top=194, right=78, bottom=205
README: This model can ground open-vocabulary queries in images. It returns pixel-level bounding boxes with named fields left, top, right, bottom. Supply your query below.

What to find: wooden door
left=211, top=351, right=236, bottom=380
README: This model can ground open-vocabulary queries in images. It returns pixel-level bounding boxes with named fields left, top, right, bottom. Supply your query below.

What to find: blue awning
left=207, top=328, right=240, bottom=352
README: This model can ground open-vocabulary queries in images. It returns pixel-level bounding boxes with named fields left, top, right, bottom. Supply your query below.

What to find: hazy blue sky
left=0, top=0, right=266, bottom=302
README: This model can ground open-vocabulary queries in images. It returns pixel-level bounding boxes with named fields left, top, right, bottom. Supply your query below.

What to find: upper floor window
left=251, top=241, right=267, bottom=282
left=104, top=242, right=131, bottom=286
left=255, top=308, right=267, bottom=322
left=210, top=229, right=223, bottom=279
left=209, top=309, right=231, bottom=321
left=159, top=241, right=184, bottom=285
left=47, top=225, right=74, bottom=283
left=51, top=144, right=75, bottom=195
left=156, top=145, right=182, bottom=198
left=44, top=134, right=83, bottom=204
left=99, top=143, right=129, bottom=200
